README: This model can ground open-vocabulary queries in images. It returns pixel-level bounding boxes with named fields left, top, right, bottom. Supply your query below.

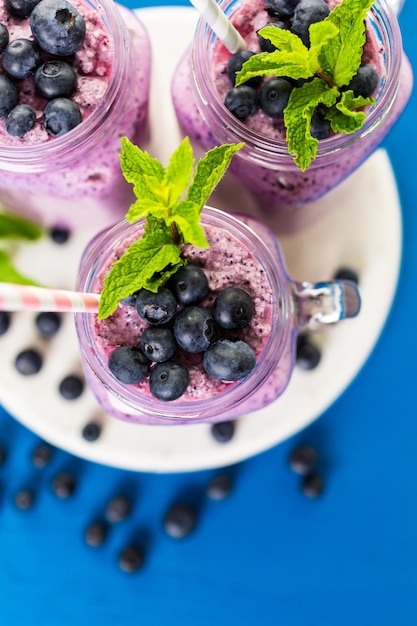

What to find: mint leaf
left=0, top=212, right=43, bottom=240
left=326, top=90, right=375, bottom=133
left=171, top=200, right=209, bottom=248
left=0, top=250, right=40, bottom=285
left=284, top=78, right=339, bottom=171
left=165, top=136, right=194, bottom=206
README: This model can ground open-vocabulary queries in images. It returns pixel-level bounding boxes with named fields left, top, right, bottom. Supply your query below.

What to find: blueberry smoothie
left=172, top=0, right=412, bottom=230
left=0, top=0, right=151, bottom=230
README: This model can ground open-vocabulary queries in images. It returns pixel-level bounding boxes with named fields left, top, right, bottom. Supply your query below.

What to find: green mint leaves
left=235, top=0, right=376, bottom=170
left=0, top=210, right=43, bottom=285
left=98, top=138, right=244, bottom=319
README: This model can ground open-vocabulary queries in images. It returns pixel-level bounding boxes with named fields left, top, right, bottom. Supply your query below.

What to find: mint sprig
left=98, top=138, right=244, bottom=319
left=235, top=0, right=376, bottom=170
left=0, top=210, right=43, bottom=285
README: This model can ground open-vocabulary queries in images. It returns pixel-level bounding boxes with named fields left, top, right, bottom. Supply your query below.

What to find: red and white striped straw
left=0, top=282, right=100, bottom=313
left=189, top=0, right=246, bottom=53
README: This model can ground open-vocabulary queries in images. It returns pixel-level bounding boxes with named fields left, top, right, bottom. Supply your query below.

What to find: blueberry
left=347, top=64, right=379, bottom=98
left=213, top=287, right=254, bottom=330
left=258, top=21, right=288, bottom=52
left=5, top=104, right=37, bottom=138
left=224, top=86, right=258, bottom=121
left=291, top=0, right=330, bottom=47
left=14, top=489, right=35, bottom=510
left=52, top=471, right=75, bottom=498
left=15, top=348, right=42, bottom=375
left=43, top=98, right=82, bottom=137
left=35, top=61, right=77, bottom=99
left=149, top=361, right=189, bottom=402
left=136, top=287, right=177, bottom=325
left=118, top=546, right=144, bottom=573
left=35, top=311, right=61, bottom=338
left=264, top=0, right=299, bottom=18
left=206, top=475, right=232, bottom=500
left=174, top=306, right=215, bottom=353
left=120, top=290, right=140, bottom=306
left=30, top=0, right=86, bottom=56
left=58, top=374, right=84, bottom=399
left=105, top=495, right=132, bottom=523
left=333, top=267, right=359, bottom=285
left=210, top=420, right=235, bottom=443
left=289, top=445, right=317, bottom=475
left=140, top=326, right=176, bottom=363
left=82, top=421, right=101, bottom=442
left=0, top=23, right=9, bottom=53
left=310, top=106, right=331, bottom=140
left=296, top=334, right=321, bottom=370
left=227, top=50, right=262, bottom=89
left=167, top=265, right=209, bottom=305
left=302, top=473, right=323, bottom=497
left=203, top=339, right=256, bottom=382
left=164, top=503, right=197, bottom=538
left=2, top=39, right=41, bottom=80
left=85, top=521, right=107, bottom=547
left=108, top=345, right=150, bottom=385
left=259, top=77, right=293, bottom=119
left=32, top=443, right=53, bottom=467
left=5, top=0, right=40, bottom=18
left=0, top=74, right=18, bottom=118
left=0, top=311, right=11, bottom=335
left=49, top=225, right=71, bottom=243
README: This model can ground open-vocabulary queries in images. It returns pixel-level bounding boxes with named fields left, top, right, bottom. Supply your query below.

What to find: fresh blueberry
left=2, top=39, right=41, bottom=80
left=164, top=503, right=197, bottom=538
left=32, top=443, right=53, bottom=467
left=136, top=287, right=177, bottom=325
left=206, top=475, right=233, bottom=500
left=43, top=98, right=82, bottom=137
left=0, top=311, right=11, bottom=335
left=264, top=0, right=299, bottom=18
left=120, top=290, right=140, bottom=306
left=167, top=265, right=209, bottom=305
left=49, top=225, right=71, bottom=243
left=35, top=311, right=61, bottom=338
left=30, top=0, right=86, bottom=56
left=35, top=61, right=77, bottom=99
left=0, top=23, right=9, bottom=53
left=118, top=546, right=144, bottom=573
left=85, top=521, right=107, bottom=547
left=14, top=489, right=35, bottom=510
left=302, top=473, right=323, bottom=497
left=296, top=334, right=321, bottom=370
left=210, top=420, right=235, bottom=443
left=5, top=104, right=37, bottom=138
left=333, top=267, right=359, bottom=285
left=105, top=495, right=132, bottom=523
left=204, top=339, right=256, bottom=382
left=259, top=77, right=293, bottom=119
left=227, top=50, right=262, bottom=89
left=108, top=345, right=150, bottom=385
left=224, top=85, right=258, bottom=121
left=149, top=361, right=189, bottom=401
left=258, top=20, right=288, bottom=52
left=174, top=306, right=215, bottom=353
left=0, top=74, right=18, bottom=118
left=5, top=0, right=40, bottom=18
left=310, top=106, right=331, bottom=140
left=58, top=374, right=84, bottom=399
left=213, top=287, right=254, bottom=330
left=347, top=64, right=379, bottom=98
left=82, top=421, right=101, bottom=442
left=140, top=326, right=176, bottom=363
left=291, top=0, right=330, bottom=47
left=52, top=471, right=76, bottom=498
left=289, top=445, right=317, bottom=475
left=15, top=348, right=42, bottom=375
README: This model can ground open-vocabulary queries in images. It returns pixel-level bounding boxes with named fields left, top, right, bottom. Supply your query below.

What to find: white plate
left=0, top=7, right=402, bottom=472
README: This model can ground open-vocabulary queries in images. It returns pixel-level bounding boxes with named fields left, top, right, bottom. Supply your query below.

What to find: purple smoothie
left=171, top=0, right=413, bottom=231
left=0, top=0, right=151, bottom=230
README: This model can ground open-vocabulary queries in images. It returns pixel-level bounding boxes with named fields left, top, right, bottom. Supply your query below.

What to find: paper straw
left=189, top=0, right=246, bottom=53
left=0, top=282, right=100, bottom=313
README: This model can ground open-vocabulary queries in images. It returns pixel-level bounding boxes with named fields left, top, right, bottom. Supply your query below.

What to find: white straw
left=0, top=282, right=100, bottom=313
left=189, top=0, right=246, bottom=53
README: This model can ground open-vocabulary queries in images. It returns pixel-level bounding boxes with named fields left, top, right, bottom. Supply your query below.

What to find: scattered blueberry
left=347, top=64, right=379, bottom=98
left=2, top=38, right=41, bottom=80
left=35, top=60, right=77, bottom=99
left=0, top=74, right=18, bottom=118
left=291, top=0, right=330, bottom=47
left=206, top=475, right=232, bottom=500
left=149, top=361, right=189, bottom=402
left=105, top=495, right=132, bottom=523
left=227, top=50, right=262, bottom=89
left=0, top=443, right=6, bottom=466
left=310, top=106, right=331, bottom=140
left=204, top=339, right=256, bottom=381
left=5, top=0, right=40, bottom=18
left=14, top=489, right=35, bottom=510
left=296, top=334, right=321, bottom=370
left=213, top=287, right=254, bottom=330
left=85, top=521, right=107, bottom=547
left=49, top=225, right=71, bottom=244
left=210, top=420, right=235, bottom=443
left=0, top=311, right=11, bottom=335
left=224, top=85, right=258, bottom=121
left=264, top=0, right=299, bottom=18
left=164, top=503, right=197, bottom=538
left=32, top=442, right=53, bottom=467
left=140, top=326, right=176, bottom=363
left=58, top=374, right=84, bottom=399
left=52, top=471, right=75, bottom=498
left=35, top=311, right=62, bottom=338
left=43, top=97, right=82, bottom=137
left=174, top=306, right=215, bottom=353
left=259, top=77, right=293, bottom=119
left=118, top=545, right=144, bottom=573
left=30, top=0, right=86, bottom=56
left=168, top=265, right=209, bottom=305
left=333, top=267, right=359, bottom=285
left=302, top=473, right=323, bottom=498
left=258, top=20, right=288, bottom=52
left=5, top=104, right=37, bottom=138
left=15, top=348, right=42, bottom=375
left=0, top=23, right=9, bottom=53
left=82, top=421, right=101, bottom=442
left=136, top=288, right=177, bottom=325
left=289, top=445, right=317, bottom=475
left=108, top=345, right=150, bottom=385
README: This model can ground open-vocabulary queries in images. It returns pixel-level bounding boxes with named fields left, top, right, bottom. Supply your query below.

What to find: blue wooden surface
left=0, top=1, right=416, bottom=624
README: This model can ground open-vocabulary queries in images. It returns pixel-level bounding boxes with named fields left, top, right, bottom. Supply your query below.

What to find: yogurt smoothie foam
left=171, top=0, right=413, bottom=228
left=0, top=0, right=151, bottom=230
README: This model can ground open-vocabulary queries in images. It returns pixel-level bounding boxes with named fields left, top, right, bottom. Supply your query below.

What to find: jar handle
left=292, top=280, right=361, bottom=329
